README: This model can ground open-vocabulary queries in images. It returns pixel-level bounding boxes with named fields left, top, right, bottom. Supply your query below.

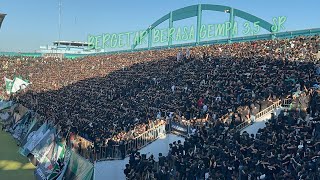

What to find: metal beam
left=196, top=4, right=202, bottom=45
left=132, top=4, right=274, bottom=49
left=169, top=11, right=173, bottom=47
left=229, top=8, right=234, bottom=39
left=148, top=27, right=152, bottom=49
left=0, top=13, right=6, bottom=29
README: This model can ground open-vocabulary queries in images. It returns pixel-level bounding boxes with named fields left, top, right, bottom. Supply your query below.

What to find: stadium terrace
left=1, top=2, right=320, bottom=180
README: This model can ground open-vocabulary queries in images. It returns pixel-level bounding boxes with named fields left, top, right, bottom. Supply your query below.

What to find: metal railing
left=255, top=100, right=282, bottom=120
left=282, top=98, right=293, bottom=108
left=80, top=122, right=166, bottom=161
left=169, top=114, right=210, bottom=137
left=235, top=99, right=291, bottom=132
left=72, top=97, right=295, bottom=161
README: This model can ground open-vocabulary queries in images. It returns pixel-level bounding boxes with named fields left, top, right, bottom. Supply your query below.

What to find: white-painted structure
left=94, top=134, right=185, bottom=180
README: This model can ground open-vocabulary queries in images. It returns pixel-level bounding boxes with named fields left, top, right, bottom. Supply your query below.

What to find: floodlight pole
left=58, top=0, right=62, bottom=47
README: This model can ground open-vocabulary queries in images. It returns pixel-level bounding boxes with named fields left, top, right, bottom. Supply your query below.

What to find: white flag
left=4, top=77, right=13, bottom=94
left=11, top=77, right=30, bottom=93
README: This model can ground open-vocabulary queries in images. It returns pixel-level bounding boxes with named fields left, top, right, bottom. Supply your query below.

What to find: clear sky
left=0, top=0, right=319, bottom=52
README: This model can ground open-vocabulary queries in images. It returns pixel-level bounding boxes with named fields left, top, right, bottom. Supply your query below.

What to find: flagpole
left=58, top=0, right=62, bottom=45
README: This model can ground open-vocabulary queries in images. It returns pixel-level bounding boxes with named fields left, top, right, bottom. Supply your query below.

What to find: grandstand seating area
left=1, top=35, right=320, bottom=179
left=125, top=109, right=320, bottom=179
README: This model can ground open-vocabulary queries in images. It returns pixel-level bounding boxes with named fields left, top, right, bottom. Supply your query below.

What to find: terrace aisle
left=94, top=134, right=185, bottom=180
left=241, top=107, right=283, bottom=136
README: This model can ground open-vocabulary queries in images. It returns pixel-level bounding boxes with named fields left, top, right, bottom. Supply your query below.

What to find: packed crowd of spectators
left=125, top=106, right=320, bottom=179
left=0, top=36, right=319, bottom=154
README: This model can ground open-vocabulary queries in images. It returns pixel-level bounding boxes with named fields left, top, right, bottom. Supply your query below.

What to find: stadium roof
left=53, top=41, right=89, bottom=47
left=0, top=13, right=6, bottom=29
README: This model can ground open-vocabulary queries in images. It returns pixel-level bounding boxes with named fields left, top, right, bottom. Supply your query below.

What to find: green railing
left=1, top=28, right=319, bottom=59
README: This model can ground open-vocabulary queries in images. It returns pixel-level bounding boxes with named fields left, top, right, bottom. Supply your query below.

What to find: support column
left=228, top=8, right=234, bottom=43
left=168, top=12, right=173, bottom=47
left=196, top=4, right=202, bottom=45
left=148, top=27, right=152, bottom=49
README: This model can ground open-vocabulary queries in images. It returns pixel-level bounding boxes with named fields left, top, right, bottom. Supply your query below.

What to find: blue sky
left=0, top=0, right=319, bottom=52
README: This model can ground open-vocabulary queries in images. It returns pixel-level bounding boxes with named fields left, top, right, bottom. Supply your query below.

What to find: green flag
left=4, top=77, right=13, bottom=94
left=10, top=77, right=30, bottom=93
left=64, top=151, right=94, bottom=180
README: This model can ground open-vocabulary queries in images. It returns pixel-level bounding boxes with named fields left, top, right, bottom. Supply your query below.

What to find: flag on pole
left=10, top=77, right=30, bottom=93
left=4, top=77, right=13, bottom=94
left=3, top=76, right=30, bottom=94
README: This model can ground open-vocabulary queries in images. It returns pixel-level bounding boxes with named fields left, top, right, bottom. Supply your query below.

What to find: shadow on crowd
left=13, top=52, right=318, bottom=146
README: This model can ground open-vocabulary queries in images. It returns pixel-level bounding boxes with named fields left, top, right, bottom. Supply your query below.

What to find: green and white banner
left=46, top=142, right=67, bottom=180
left=3, top=76, right=30, bottom=94
left=31, top=128, right=56, bottom=162
left=11, top=77, right=30, bottom=93
left=0, top=100, right=12, bottom=110
left=63, top=150, right=94, bottom=180
left=20, top=122, right=48, bottom=156
left=34, top=136, right=67, bottom=180
left=4, top=77, right=13, bottom=94
left=20, top=117, right=41, bottom=147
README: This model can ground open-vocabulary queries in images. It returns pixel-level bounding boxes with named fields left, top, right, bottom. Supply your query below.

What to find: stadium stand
left=1, top=35, right=320, bottom=179
left=125, top=108, right=320, bottom=179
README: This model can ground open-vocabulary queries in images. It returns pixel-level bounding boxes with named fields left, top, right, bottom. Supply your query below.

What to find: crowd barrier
left=169, top=114, right=210, bottom=137
left=255, top=100, right=282, bottom=120
left=1, top=97, right=294, bottom=163
left=282, top=99, right=293, bottom=108
left=170, top=121, right=191, bottom=137
left=73, top=135, right=94, bottom=160
left=235, top=99, right=292, bottom=132
left=76, top=121, right=166, bottom=161
left=76, top=114, right=217, bottom=162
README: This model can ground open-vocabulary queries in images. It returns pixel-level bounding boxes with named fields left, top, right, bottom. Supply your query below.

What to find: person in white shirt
left=186, top=48, right=190, bottom=60
left=184, top=85, right=188, bottom=93
left=252, top=90, right=256, bottom=98
left=205, top=172, right=209, bottom=179
left=156, top=111, right=161, bottom=119
left=212, top=113, right=217, bottom=121
left=171, top=85, right=175, bottom=93
left=202, top=104, right=208, bottom=118
left=177, top=50, right=182, bottom=61
left=203, top=104, right=208, bottom=113
left=169, top=112, right=174, bottom=120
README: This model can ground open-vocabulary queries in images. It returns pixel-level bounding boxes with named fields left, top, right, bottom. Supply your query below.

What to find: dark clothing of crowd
left=0, top=36, right=319, bottom=154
